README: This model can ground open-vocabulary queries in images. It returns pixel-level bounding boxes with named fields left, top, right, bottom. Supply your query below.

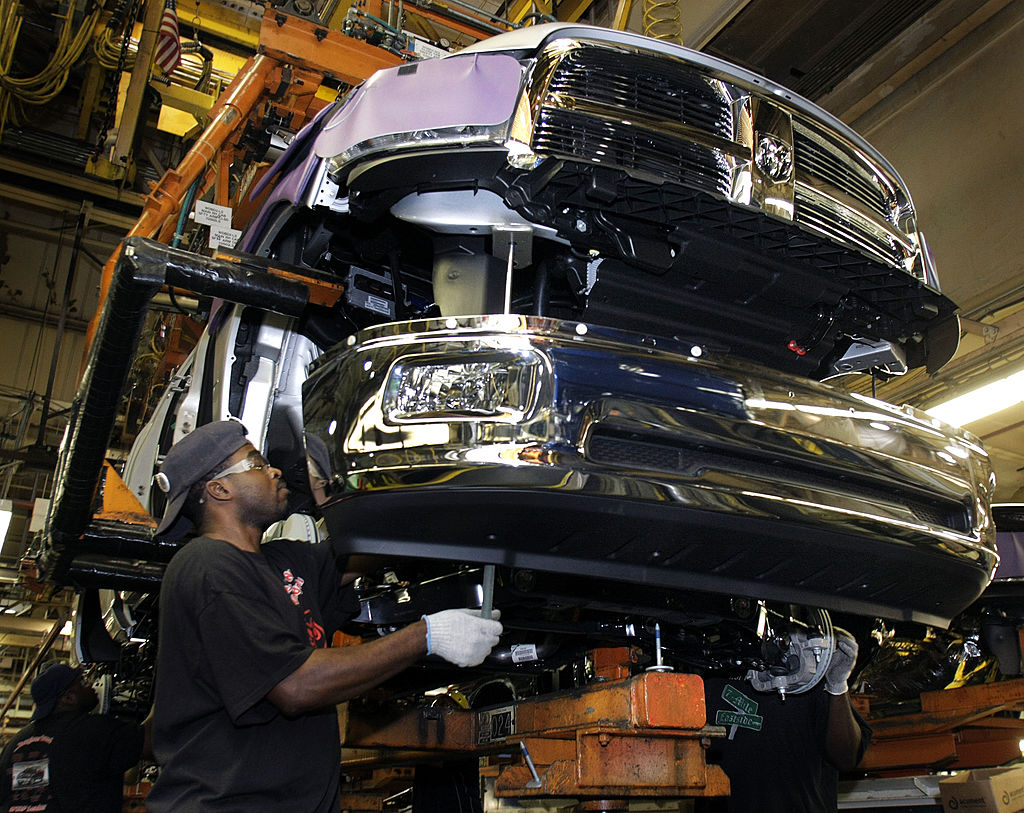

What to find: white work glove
left=824, top=628, right=858, bottom=695
left=423, top=608, right=503, bottom=668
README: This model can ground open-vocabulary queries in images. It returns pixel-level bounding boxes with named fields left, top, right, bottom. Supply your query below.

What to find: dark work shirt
left=0, top=710, right=144, bottom=812
left=147, top=536, right=355, bottom=813
left=696, top=677, right=871, bottom=813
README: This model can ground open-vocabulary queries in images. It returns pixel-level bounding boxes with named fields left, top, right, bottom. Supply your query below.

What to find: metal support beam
left=554, top=0, right=596, bottom=23
left=612, top=0, right=632, bottom=30
left=0, top=160, right=144, bottom=211
left=152, top=81, right=218, bottom=120
left=109, top=0, right=166, bottom=171
left=0, top=615, right=66, bottom=733
left=258, top=14, right=402, bottom=86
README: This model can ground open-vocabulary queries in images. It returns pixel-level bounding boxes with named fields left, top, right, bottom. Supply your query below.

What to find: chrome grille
left=794, top=188, right=907, bottom=269
left=534, top=109, right=732, bottom=197
left=529, top=39, right=920, bottom=277
left=542, top=46, right=734, bottom=140
left=793, top=128, right=889, bottom=216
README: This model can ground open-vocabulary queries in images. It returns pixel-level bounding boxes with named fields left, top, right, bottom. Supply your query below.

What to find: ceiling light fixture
left=0, top=499, right=12, bottom=549
left=926, top=367, right=1024, bottom=427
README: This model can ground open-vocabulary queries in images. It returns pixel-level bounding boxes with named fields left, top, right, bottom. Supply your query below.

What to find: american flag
left=153, top=0, right=182, bottom=75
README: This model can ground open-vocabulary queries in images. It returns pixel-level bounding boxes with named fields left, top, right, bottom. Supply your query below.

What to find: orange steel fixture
left=82, top=18, right=407, bottom=364
left=861, top=676, right=1024, bottom=772
left=591, top=645, right=639, bottom=681
left=337, top=767, right=414, bottom=813
left=258, top=13, right=403, bottom=87
left=340, top=665, right=729, bottom=805
left=83, top=53, right=278, bottom=359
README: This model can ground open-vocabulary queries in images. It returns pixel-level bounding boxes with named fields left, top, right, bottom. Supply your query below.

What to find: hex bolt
left=646, top=622, right=673, bottom=673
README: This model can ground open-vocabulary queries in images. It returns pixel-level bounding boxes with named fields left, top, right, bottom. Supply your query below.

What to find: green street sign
left=722, top=684, right=758, bottom=716
left=716, top=709, right=763, bottom=731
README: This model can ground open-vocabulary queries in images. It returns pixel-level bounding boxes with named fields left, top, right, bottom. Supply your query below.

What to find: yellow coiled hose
left=642, top=0, right=683, bottom=44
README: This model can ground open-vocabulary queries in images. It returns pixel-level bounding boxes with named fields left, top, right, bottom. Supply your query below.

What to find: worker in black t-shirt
left=697, top=629, right=871, bottom=813
left=0, top=662, right=149, bottom=812
left=145, top=420, right=503, bottom=811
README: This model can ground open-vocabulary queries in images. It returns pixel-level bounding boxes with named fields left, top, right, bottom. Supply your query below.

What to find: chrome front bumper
left=304, top=315, right=996, bottom=625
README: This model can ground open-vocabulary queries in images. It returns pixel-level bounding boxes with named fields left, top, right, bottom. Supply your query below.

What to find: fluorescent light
left=0, top=500, right=12, bottom=548
left=29, top=498, right=49, bottom=534
left=926, top=368, right=1024, bottom=427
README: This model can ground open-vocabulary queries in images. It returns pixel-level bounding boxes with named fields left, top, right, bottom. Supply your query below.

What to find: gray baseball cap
left=154, top=420, right=251, bottom=537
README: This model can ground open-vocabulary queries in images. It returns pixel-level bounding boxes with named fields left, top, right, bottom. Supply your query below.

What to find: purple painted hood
left=314, top=52, right=523, bottom=160
left=240, top=51, right=524, bottom=250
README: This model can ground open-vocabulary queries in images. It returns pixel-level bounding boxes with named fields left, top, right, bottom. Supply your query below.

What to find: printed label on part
left=209, top=226, right=242, bottom=250
left=722, top=684, right=758, bottom=715
left=194, top=201, right=233, bottom=227
left=715, top=709, right=763, bottom=732
left=364, top=294, right=392, bottom=316
left=510, top=644, right=538, bottom=663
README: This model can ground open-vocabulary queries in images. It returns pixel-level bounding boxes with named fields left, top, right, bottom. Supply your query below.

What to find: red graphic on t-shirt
left=282, top=569, right=304, bottom=605
left=305, top=609, right=325, bottom=647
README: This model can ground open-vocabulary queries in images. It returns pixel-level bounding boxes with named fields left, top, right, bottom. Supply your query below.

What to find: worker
left=0, top=662, right=150, bottom=812
left=696, top=628, right=870, bottom=813
left=144, top=419, right=502, bottom=811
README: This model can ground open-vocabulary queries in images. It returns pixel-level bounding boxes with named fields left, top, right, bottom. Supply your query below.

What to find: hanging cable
left=93, top=0, right=143, bottom=155
left=172, top=177, right=201, bottom=249
left=0, top=0, right=103, bottom=134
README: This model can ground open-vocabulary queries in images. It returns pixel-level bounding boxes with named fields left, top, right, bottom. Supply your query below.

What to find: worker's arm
left=825, top=692, right=865, bottom=770
left=267, top=610, right=502, bottom=716
left=268, top=620, right=429, bottom=715
left=822, top=628, right=868, bottom=770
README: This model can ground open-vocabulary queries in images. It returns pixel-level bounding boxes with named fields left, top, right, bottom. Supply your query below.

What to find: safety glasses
left=209, top=452, right=271, bottom=481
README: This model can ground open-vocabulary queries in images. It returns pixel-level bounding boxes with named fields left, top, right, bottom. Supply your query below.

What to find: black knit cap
left=154, top=420, right=250, bottom=538
left=31, top=662, right=81, bottom=720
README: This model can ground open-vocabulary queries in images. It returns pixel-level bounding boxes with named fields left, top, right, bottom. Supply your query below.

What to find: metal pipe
left=481, top=564, right=495, bottom=619
left=0, top=615, right=66, bottom=732
left=110, top=0, right=166, bottom=167
left=416, top=0, right=515, bottom=29
left=403, top=0, right=510, bottom=35
left=38, top=208, right=88, bottom=447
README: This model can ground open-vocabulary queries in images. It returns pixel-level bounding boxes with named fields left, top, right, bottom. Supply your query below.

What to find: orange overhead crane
left=82, top=12, right=407, bottom=360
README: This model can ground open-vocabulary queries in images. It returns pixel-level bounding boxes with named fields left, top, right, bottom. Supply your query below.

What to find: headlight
left=382, top=351, right=546, bottom=423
